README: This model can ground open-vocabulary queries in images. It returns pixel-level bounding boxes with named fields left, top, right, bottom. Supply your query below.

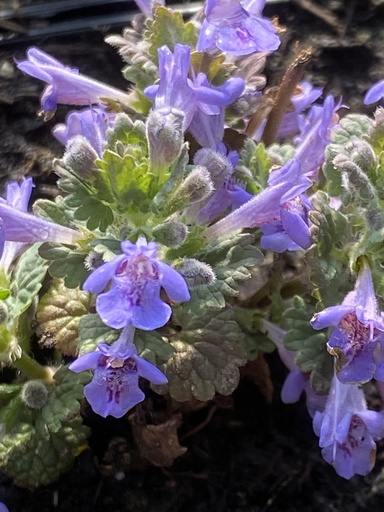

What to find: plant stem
left=13, top=352, right=54, bottom=382
left=261, top=48, right=312, bottom=147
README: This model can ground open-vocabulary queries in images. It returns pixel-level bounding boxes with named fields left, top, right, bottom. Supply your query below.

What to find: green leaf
left=240, top=140, right=271, bottom=193
left=77, top=314, right=120, bottom=355
left=234, top=307, right=276, bottom=360
left=97, top=150, right=153, bottom=210
left=0, top=367, right=90, bottom=488
left=36, top=279, right=92, bottom=356
left=184, top=234, right=264, bottom=314
left=33, top=197, right=76, bottom=228
left=146, top=5, right=197, bottom=62
left=106, top=113, right=147, bottom=149
left=190, top=52, right=235, bottom=85
left=39, top=243, right=89, bottom=289
left=157, top=307, right=247, bottom=402
left=6, top=245, right=48, bottom=317
left=283, top=296, right=333, bottom=394
left=73, top=196, right=114, bottom=231
left=135, top=330, right=175, bottom=365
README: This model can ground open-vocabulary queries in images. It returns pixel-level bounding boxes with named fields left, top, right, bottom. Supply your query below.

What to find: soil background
left=1, top=1, right=384, bottom=511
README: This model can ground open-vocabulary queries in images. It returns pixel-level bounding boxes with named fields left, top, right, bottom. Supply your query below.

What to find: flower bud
left=177, top=259, right=216, bottom=289
left=332, top=154, right=376, bottom=200
left=153, top=222, right=188, bottom=248
left=194, top=148, right=233, bottom=187
left=146, top=109, right=184, bottom=174
left=350, top=140, right=377, bottom=173
left=62, top=135, right=99, bottom=179
left=179, top=166, right=214, bottom=204
left=21, top=380, right=49, bottom=410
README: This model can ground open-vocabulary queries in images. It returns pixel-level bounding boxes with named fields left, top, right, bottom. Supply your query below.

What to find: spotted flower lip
left=313, top=374, right=384, bottom=479
left=69, top=327, right=167, bottom=418
left=197, top=0, right=280, bottom=56
left=17, top=47, right=130, bottom=117
left=311, top=261, right=384, bottom=383
left=83, top=236, right=190, bottom=330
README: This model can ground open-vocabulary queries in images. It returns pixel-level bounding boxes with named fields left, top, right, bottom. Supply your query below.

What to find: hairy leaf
left=77, top=314, right=120, bottom=355
left=283, top=296, right=333, bottom=394
left=146, top=6, right=197, bottom=62
left=39, top=243, right=89, bottom=289
left=6, top=245, right=48, bottom=317
left=0, top=367, right=90, bottom=488
left=156, top=307, right=247, bottom=401
left=36, top=279, right=92, bottom=356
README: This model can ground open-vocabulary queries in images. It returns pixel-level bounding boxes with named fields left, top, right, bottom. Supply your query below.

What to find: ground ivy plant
left=1, top=0, right=384, bottom=489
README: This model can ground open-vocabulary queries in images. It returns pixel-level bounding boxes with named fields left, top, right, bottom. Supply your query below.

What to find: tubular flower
left=0, top=178, right=80, bottom=263
left=144, top=44, right=245, bottom=136
left=53, top=107, right=115, bottom=155
left=83, top=237, right=190, bottom=330
left=204, top=158, right=312, bottom=245
left=197, top=0, right=280, bottom=56
left=313, top=373, right=384, bottom=479
left=69, top=327, right=167, bottom=418
left=311, top=261, right=384, bottom=383
left=17, top=47, right=130, bottom=118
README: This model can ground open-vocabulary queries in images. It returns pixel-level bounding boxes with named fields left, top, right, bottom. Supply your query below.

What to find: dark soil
left=2, top=1, right=384, bottom=511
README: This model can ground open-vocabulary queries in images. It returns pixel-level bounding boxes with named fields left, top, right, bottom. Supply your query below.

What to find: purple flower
left=197, top=0, right=280, bottom=56
left=364, top=80, right=384, bottom=105
left=277, top=81, right=323, bottom=139
left=69, top=327, right=167, bottom=418
left=188, top=73, right=245, bottom=148
left=204, top=158, right=312, bottom=244
left=0, top=178, right=80, bottom=262
left=294, top=95, right=341, bottom=179
left=260, top=193, right=312, bottom=253
left=313, top=374, right=384, bottom=479
left=144, top=45, right=196, bottom=131
left=17, top=47, right=130, bottom=118
left=83, top=237, right=190, bottom=330
left=144, top=44, right=245, bottom=136
left=0, top=503, right=9, bottom=512
left=311, top=261, right=384, bottom=383
left=53, top=107, right=115, bottom=155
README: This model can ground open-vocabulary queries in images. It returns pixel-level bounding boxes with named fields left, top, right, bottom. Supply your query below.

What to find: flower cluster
left=2, top=0, right=384, bottom=491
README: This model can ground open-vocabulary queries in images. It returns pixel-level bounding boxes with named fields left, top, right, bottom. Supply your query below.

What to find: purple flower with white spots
left=83, top=237, right=190, bottom=330
left=69, top=326, right=167, bottom=418
left=313, top=373, right=384, bottom=479
left=0, top=178, right=80, bottom=262
left=17, top=47, right=130, bottom=118
left=364, top=80, right=384, bottom=105
left=204, top=158, right=312, bottom=246
left=53, top=107, right=115, bottom=155
left=197, top=0, right=280, bottom=56
left=311, top=261, right=384, bottom=383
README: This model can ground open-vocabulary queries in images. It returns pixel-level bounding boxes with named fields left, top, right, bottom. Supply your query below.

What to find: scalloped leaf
left=39, top=243, right=89, bottom=289
left=6, top=244, right=48, bottom=317
left=77, top=314, right=120, bottom=355
left=146, top=5, right=197, bottom=62
left=240, top=140, right=271, bottom=193
left=156, top=307, right=247, bottom=402
left=32, top=197, right=76, bottom=229
left=36, top=279, right=92, bottom=356
left=0, top=367, right=90, bottom=488
left=283, top=296, right=333, bottom=394
left=135, top=329, right=175, bottom=365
